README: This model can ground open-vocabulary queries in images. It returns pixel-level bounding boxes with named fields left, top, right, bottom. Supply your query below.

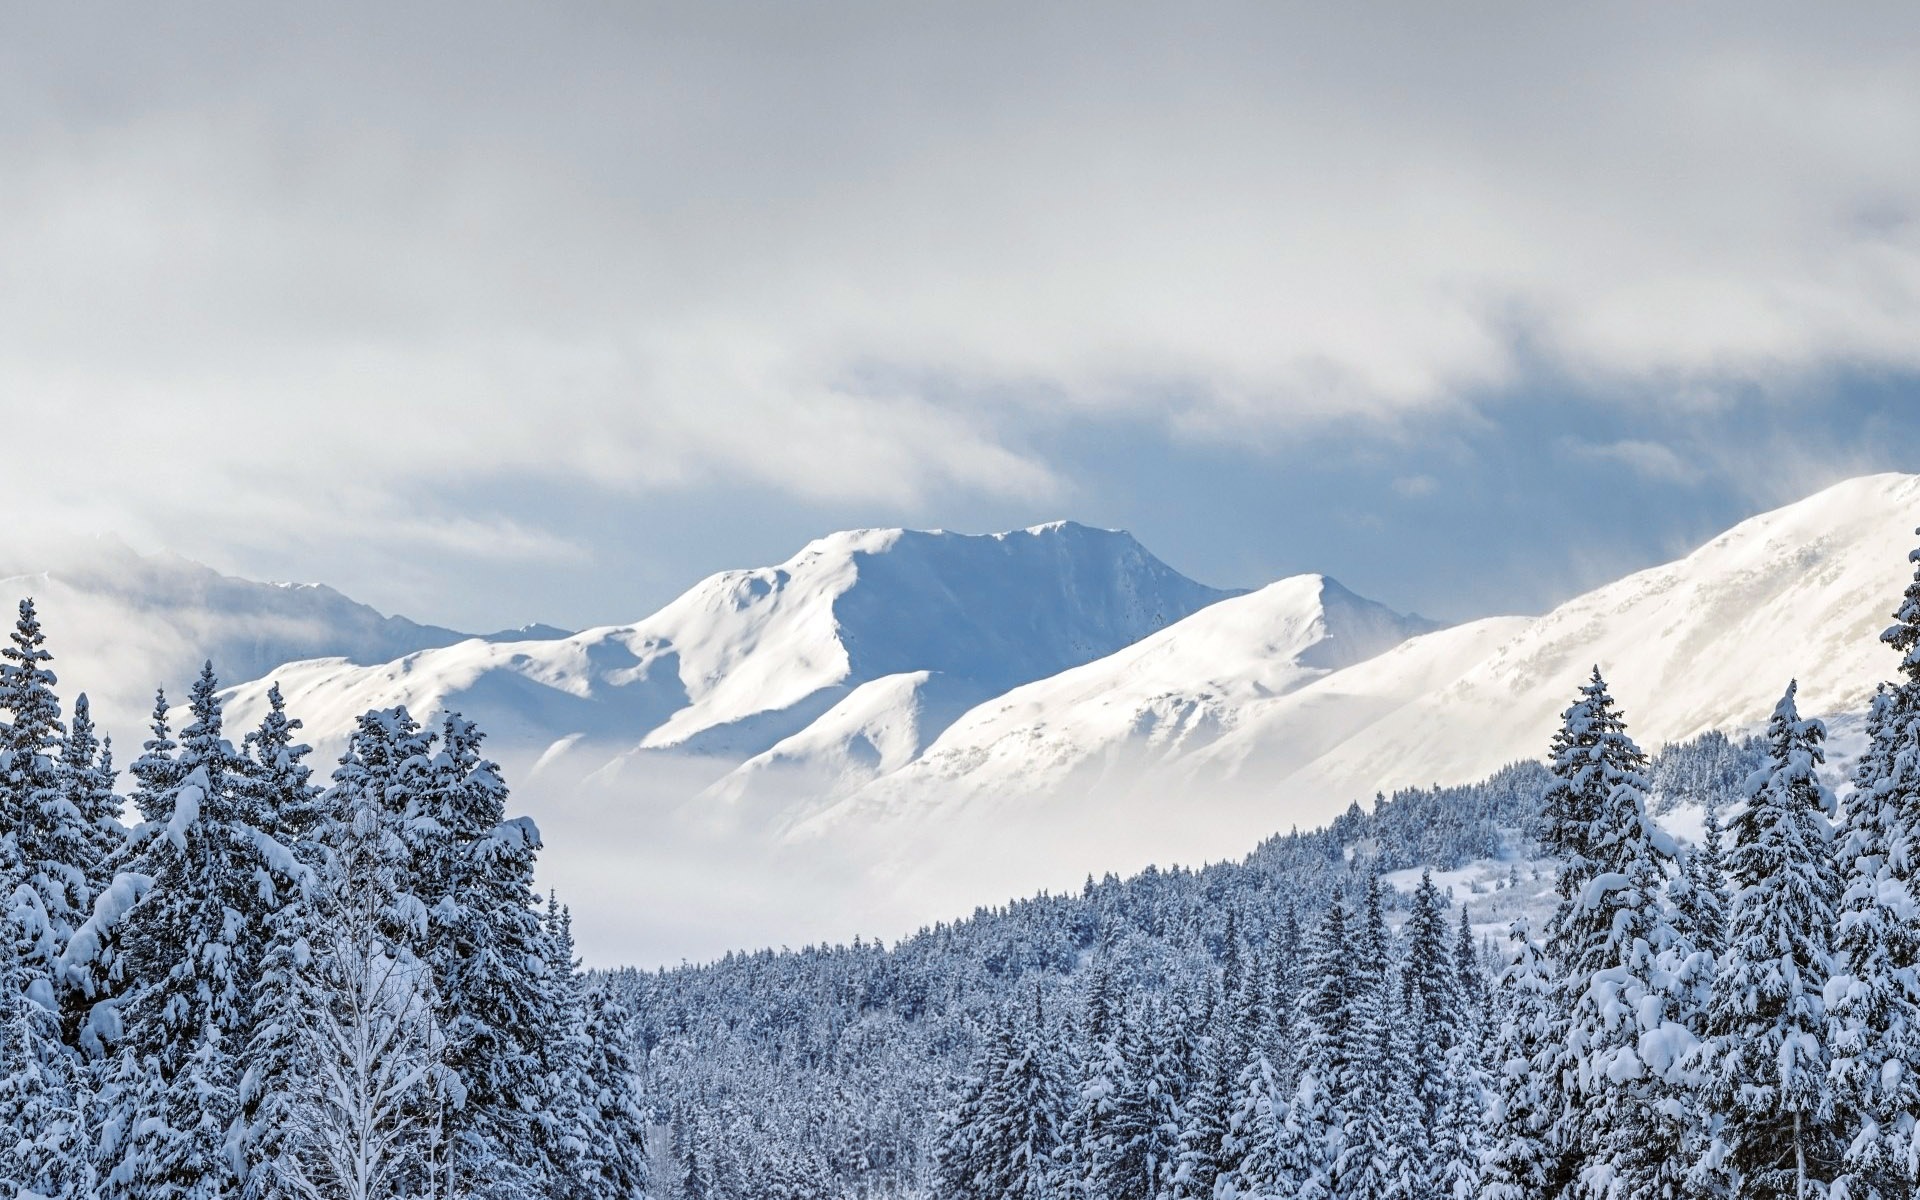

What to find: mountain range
left=12, top=473, right=1919, bottom=960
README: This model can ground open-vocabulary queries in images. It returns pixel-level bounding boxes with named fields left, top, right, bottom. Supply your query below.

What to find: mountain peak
left=224, top=516, right=1233, bottom=765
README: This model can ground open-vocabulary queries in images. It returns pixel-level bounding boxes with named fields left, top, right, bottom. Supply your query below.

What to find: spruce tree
left=409, top=712, right=560, bottom=1195
left=129, top=687, right=180, bottom=825
left=1695, top=681, right=1840, bottom=1199
left=0, top=600, right=90, bottom=999
left=0, top=901, right=91, bottom=1200
left=112, top=669, right=264, bottom=1197
left=61, top=692, right=123, bottom=908
left=538, top=896, right=605, bottom=1200
left=1400, top=870, right=1463, bottom=1187
left=937, top=1018, right=1014, bottom=1199
left=116, top=669, right=257, bottom=1075
left=1684, top=802, right=1730, bottom=960
left=112, top=664, right=332, bottom=1200
left=1455, top=904, right=1487, bottom=1034
left=1536, top=669, right=1698, bottom=1199
left=1084, top=1003, right=1177, bottom=1200
left=1479, top=916, right=1554, bottom=1200
left=129, top=1023, right=240, bottom=1200
left=1216, top=1053, right=1290, bottom=1200
left=1328, top=877, right=1409, bottom=1200
left=54, top=694, right=125, bottom=1050
left=238, top=682, right=319, bottom=843
left=578, top=980, right=651, bottom=1200
left=1828, top=532, right=1920, bottom=1200
left=1170, top=1027, right=1229, bottom=1200
left=1268, top=896, right=1357, bottom=1199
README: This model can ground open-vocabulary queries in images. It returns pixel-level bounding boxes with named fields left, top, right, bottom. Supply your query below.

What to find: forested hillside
left=612, top=535, right=1920, bottom=1200
left=611, top=729, right=1765, bottom=1198
left=0, top=602, right=646, bottom=1199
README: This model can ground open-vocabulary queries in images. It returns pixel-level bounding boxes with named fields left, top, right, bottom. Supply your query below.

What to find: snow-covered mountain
left=1189, top=471, right=1920, bottom=814
left=0, top=539, right=498, bottom=736
left=221, top=522, right=1235, bottom=768
left=800, top=473, right=1920, bottom=924
left=767, top=573, right=1437, bottom=828
left=36, top=475, right=1920, bottom=962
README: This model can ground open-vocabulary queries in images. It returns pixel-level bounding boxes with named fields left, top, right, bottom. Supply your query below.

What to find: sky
left=5, top=2, right=1920, bottom=633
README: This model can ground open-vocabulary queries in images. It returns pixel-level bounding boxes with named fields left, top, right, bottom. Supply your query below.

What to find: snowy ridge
left=1201, top=472, right=1920, bottom=811
left=0, top=539, right=488, bottom=736
left=802, top=473, right=1920, bottom=917
left=793, top=573, right=1437, bottom=832
left=221, top=521, right=1233, bottom=768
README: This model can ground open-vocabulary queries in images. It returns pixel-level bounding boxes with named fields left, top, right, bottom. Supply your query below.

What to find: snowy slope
left=221, top=522, right=1232, bottom=765
left=807, top=473, right=1920, bottom=909
left=794, top=574, right=1437, bottom=830
left=1198, top=471, right=1920, bottom=815
left=0, top=539, right=490, bottom=736
left=700, top=670, right=1003, bottom=820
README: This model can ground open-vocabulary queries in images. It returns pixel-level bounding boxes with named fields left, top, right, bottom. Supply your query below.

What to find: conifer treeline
left=624, top=739, right=1757, bottom=1198
left=0, top=600, right=648, bottom=1199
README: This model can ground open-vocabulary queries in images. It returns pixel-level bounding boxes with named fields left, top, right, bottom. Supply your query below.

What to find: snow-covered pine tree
left=1, top=868, right=92, bottom=1200
left=1225, top=938, right=1270, bottom=1078
left=132, top=1023, right=241, bottom=1200
left=1329, top=876, right=1412, bottom=1200
left=578, top=978, right=651, bottom=1200
left=1268, top=903, right=1303, bottom=1070
left=53, top=691, right=129, bottom=1050
left=1170, top=1020, right=1229, bottom=1200
left=1694, top=680, right=1840, bottom=1199
left=1433, top=1038, right=1488, bottom=1200
left=409, top=712, right=562, bottom=1196
left=238, top=858, right=326, bottom=1198
left=114, top=672, right=249, bottom=1065
left=1828, top=530, right=1920, bottom=1200
left=61, top=693, right=123, bottom=915
left=1455, top=904, right=1487, bottom=1036
left=128, top=687, right=180, bottom=825
left=1085, top=1002, right=1178, bottom=1200
left=233, top=692, right=328, bottom=1199
left=937, top=1016, right=1013, bottom=1199
left=1684, top=802, right=1729, bottom=960
left=0, top=601, right=93, bottom=1009
left=112, top=667, right=266, bottom=1197
left=1216, top=1052, right=1289, bottom=1200
left=238, top=682, right=319, bottom=844
left=538, top=896, right=607, bottom=1200
left=1399, top=870, right=1462, bottom=1187
left=1479, top=916, right=1554, bottom=1200
left=989, top=992, right=1067, bottom=1199
left=1258, top=895, right=1356, bottom=1200
left=1221, top=908, right=1244, bottom=1008
left=1059, top=961, right=1120, bottom=1199
left=1537, top=669, right=1697, bottom=1199
left=1431, top=904, right=1490, bottom=1200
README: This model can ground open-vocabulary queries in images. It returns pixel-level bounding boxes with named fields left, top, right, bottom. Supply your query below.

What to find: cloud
left=2, top=2, right=1918, bottom=590
left=1560, top=438, right=1700, bottom=485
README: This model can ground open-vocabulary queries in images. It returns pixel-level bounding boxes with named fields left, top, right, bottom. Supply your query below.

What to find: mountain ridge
left=220, top=519, right=1239, bottom=771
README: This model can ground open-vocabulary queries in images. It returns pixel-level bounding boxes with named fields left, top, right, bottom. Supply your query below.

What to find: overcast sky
left=6, top=2, right=1920, bottom=631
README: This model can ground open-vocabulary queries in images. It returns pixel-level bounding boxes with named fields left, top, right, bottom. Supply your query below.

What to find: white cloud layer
left=2, top=2, right=1918, bottom=583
